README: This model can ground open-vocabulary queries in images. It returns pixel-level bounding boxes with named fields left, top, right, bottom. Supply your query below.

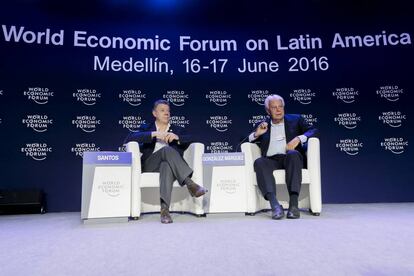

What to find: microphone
left=235, top=115, right=270, bottom=152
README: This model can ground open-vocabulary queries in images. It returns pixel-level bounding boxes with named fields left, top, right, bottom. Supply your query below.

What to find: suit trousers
left=143, top=146, right=193, bottom=206
left=253, top=150, right=303, bottom=200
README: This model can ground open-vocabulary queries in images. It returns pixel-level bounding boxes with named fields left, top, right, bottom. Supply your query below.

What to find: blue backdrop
left=0, top=0, right=413, bottom=211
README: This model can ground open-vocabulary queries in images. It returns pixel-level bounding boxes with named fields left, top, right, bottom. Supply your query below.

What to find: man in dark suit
left=248, top=94, right=318, bottom=219
left=125, top=99, right=207, bottom=223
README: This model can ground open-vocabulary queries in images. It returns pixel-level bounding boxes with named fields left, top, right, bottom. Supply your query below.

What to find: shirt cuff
left=248, top=132, right=257, bottom=142
left=298, top=135, right=308, bottom=144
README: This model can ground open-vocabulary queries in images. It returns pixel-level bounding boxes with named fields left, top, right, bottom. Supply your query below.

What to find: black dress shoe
left=187, top=182, right=208, bottom=197
left=287, top=206, right=300, bottom=219
left=271, top=205, right=284, bottom=220
left=160, top=208, right=173, bottom=224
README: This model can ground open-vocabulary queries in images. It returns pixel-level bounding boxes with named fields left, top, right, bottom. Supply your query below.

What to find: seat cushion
left=273, top=169, right=310, bottom=184
left=140, top=173, right=180, bottom=188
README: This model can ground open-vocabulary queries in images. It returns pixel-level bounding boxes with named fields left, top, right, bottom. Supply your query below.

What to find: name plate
left=83, top=151, right=132, bottom=165
left=202, top=152, right=245, bottom=166
left=81, top=151, right=132, bottom=221
left=202, top=152, right=246, bottom=213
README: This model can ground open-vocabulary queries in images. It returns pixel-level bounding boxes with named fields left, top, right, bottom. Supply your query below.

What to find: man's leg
left=156, top=146, right=207, bottom=197
left=254, top=156, right=284, bottom=219
left=155, top=146, right=192, bottom=184
left=144, top=146, right=192, bottom=183
left=159, top=161, right=174, bottom=223
left=159, top=161, right=174, bottom=208
left=284, top=150, right=303, bottom=219
left=143, top=151, right=176, bottom=223
left=143, top=146, right=206, bottom=221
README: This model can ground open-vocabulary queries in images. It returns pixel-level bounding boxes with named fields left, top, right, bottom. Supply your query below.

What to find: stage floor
left=1, top=203, right=413, bottom=276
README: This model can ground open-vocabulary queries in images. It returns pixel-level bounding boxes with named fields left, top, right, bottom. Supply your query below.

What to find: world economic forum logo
left=248, top=90, right=270, bottom=105
left=73, top=88, right=101, bottom=106
left=206, top=116, right=232, bottom=132
left=22, top=115, right=53, bottom=132
left=98, top=180, right=123, bottom=197
left=380, top=138, right=408, bottom=154
left=207, top=141, right=234, bottom=153
left=302, top=114, right=318, bottom=126
left=217, top=179, right=239, bottom=195
left=72, top=116, right=101, bottom=133
left=21, top=143, right=52, bottom=161
left=24, top=87, right=54, bottom=104
left=71, top=143, right=101, bottom=157
left=118, top=116, right=146, bottom=132
left=119, top=89, right=146, bottom=106
left=163, top=90, right=188, bottom=106
left=206, top=90, right=231, bottom=106
left=336, top=139, right=363, bottom=155
left=332, top=87, right=359, bottom=103
left=376, top=85, right=403, bottom=102
left=334, top=113, right=361, bottom=129
left=290, top=89, right=316, bottom=105
left=249, top=115, right=267, bottom=128
left=378, top=111, right=406, bottom=128
left=118, top=144, right=128, bottom=152
left=170, top=115, right=190, bottom=128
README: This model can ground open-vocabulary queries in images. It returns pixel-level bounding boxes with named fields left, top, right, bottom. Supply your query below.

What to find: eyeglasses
left=268, top=105, right=284, bottom=110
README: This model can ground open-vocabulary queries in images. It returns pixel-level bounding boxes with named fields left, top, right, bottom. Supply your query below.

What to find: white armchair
left=126, top=142, right=205, bottom=219
left=241, top=137, right=322, bottom=215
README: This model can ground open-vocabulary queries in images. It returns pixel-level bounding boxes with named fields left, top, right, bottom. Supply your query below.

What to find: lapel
left=262, top=118, right=272, bottom=153
left=283, top=115, right=294, bottom=143
left=168, top=124, right=175, bottom=133
left=147, top=122, right=157, bottom=148
left=149, top=122, right=157, bottom=132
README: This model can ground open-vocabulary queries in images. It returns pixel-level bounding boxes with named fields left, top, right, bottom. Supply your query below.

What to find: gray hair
left=264, top=94, right=285, bottom=110
left=153, top=99, right=170, bottom=110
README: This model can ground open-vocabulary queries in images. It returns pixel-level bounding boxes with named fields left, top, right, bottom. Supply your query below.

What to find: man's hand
left=254, top=122, right=268, bottom=138
left=164, top=132, right=179, bottom=143
left=286, top=137, right=301, bottom=151
left=152, top=131, right=179, bottom=143
left=152, top=131, right=167, bottom=140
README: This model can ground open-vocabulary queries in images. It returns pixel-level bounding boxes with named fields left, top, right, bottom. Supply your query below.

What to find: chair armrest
left=241, top=142, right=261, bottom=166
left=183, top=143, right=204, bottom=169
left=307, top=137, right=322, bottom=212
left=307, top=137, right=320, bottom=177
left=126, top=141, right=143, bottom=217
left=126, top=141, right=142, bottom=175
left=183, top=143, right=205, bottom=185
left=241, top=142, right=263, bottom=212
left=241, top=142, right=261, bottom=185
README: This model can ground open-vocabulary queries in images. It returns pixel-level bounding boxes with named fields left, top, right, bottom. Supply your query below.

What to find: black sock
left=289, top=193, right=299, bottom=208
left=267, top=192, right=280, bottom=210
left=183, top=177, right=193, bottom=186
left=160, top=199, right=169, bottom=210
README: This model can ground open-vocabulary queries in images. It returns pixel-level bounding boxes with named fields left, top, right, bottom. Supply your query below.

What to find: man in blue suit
left=125, top=99, right=207, bottom=223
left=248, top=94, right=318, bottom=219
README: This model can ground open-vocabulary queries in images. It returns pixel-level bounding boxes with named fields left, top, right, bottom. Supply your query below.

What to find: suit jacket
left=252, top=114, right=319, bottom=163
left=125, top=122, right=193, bottom=164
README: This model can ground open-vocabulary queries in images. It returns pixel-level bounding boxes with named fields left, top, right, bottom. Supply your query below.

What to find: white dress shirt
left=153, top=122, right=171, bottom=153
left=249, top=120, right=308, bottom=156
left=266, top=121, right=286, bottom=156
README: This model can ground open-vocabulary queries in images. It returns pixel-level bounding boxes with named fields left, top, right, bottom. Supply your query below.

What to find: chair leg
left=245, top=212, right=255, bottom=216
left=309, top=209, right=320, bottom=216
left=178, top=211, right=206, bottom=217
